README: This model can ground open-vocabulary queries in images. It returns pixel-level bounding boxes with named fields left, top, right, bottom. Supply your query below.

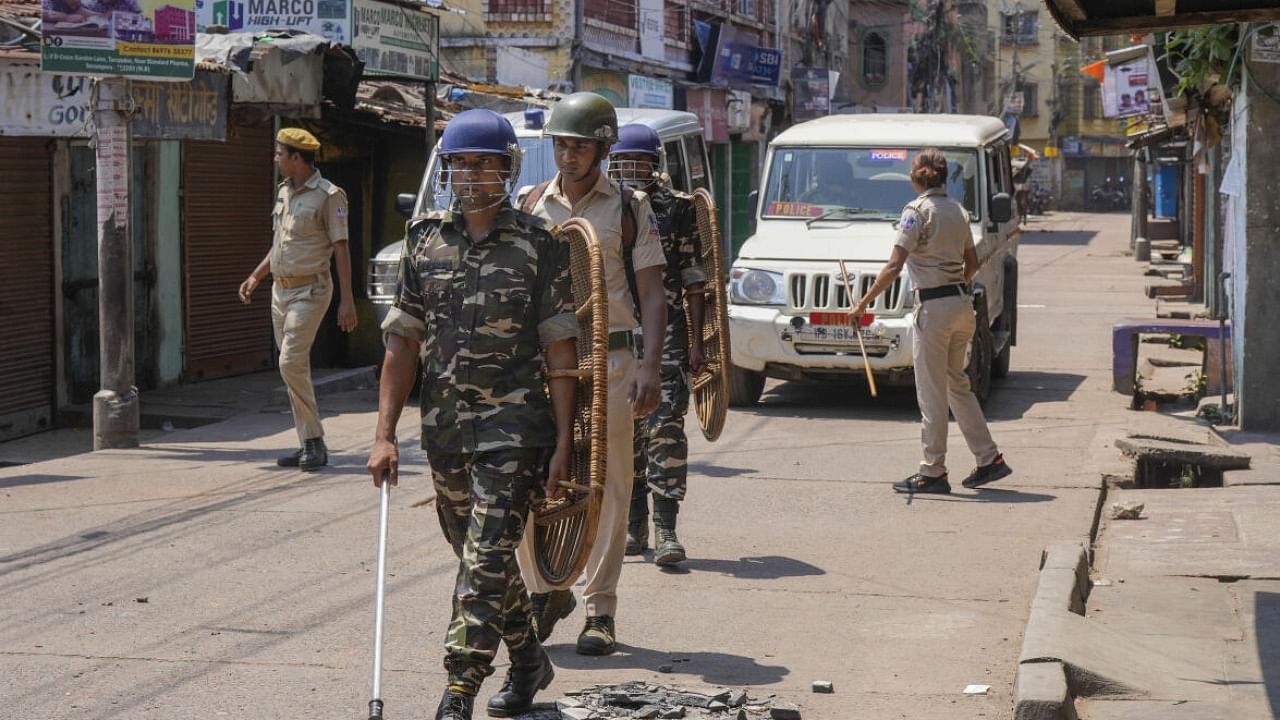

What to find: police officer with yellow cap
left=239, top=128, right=358, bottom=471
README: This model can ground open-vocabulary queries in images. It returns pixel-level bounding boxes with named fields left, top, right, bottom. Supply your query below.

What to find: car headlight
left=730, top=268, right=786, bottom=306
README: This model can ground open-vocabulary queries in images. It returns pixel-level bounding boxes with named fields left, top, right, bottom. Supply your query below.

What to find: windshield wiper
left=805, top=207, right=882, bottom=227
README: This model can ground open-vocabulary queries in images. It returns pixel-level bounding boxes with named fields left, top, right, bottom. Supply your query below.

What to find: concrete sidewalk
left=0, top=211, right=1157, bottom=720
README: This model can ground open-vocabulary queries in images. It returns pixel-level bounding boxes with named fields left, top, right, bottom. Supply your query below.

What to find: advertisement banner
left=791, top=66, right=829, bottom=121
left=638, top=0, right=663, bottom=61
left=42, top=0, right=196, bottom=79
left=628, top=74, right=672, bottom=109
left=1, top=61, right=226, bottom=138
left=352, top=0, right=438, bottom=81
left=1103, top=54, right=1151, bottom=119
left=195, top=0, right=350, bottom=45
left=711, top=23, right=781, bottom=87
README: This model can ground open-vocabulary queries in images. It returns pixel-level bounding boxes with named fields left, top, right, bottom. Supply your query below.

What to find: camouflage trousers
left=428, top=447, right=543, bottom=693
left=633, top=358, right=691, bottom=502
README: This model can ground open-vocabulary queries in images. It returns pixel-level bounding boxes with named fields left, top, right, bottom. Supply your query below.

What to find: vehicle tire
left=992, top=260, right=1016, bottom=379
left=967, top=298, right=994, bottom=405
left=728, top=365, right=765, bottom=407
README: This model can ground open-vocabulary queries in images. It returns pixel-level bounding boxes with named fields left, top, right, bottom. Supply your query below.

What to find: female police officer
left=852, top=148, right=1012, bottom=494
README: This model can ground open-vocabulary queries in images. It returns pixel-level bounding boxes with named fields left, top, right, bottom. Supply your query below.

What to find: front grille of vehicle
left=367, top=259, right=399, bottom=302
left=787, top=271, right=903, bottom=313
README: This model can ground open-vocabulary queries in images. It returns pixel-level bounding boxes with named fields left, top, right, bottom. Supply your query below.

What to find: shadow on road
left=687, top=462, right=757, bottom=478
left=905, top=488, right=1057, bottom=504
left=0, top=473, right=91, bottom=489
left=1018, top=230, right=1098, bottom=246
left=668, top=555, right=826, bottom=580
left=1256, top=590, right=1280, bottom=716
left=548, top=645, right=789, bottom=686
left=984, top=370, right=1087, bottom=421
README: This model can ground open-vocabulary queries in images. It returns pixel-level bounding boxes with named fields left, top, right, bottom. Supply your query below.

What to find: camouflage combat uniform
left=380, top=203, right=577, bottom=693
left=632, top=184, right=705, bottom=502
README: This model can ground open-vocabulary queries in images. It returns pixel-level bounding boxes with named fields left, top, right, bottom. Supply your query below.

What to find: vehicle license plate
left=796, top=324, right=871, bottom=344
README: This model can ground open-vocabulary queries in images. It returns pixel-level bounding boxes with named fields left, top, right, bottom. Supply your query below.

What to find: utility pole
left=92, top=77, right=140, bottom=449
left=424, top=80, right=435, bottom=148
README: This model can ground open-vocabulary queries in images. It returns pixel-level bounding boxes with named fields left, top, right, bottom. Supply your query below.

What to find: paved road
left=0, top=212, right=1150, bottom=720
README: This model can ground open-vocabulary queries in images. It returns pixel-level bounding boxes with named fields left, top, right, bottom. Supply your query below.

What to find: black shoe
left=485, top=645, right=554, bottom=718
left=892, top=473, right=951, bottom=494
left=298, top=438, right=327, bottom=472
left=653, top=527, right=686, bottom=566
left=625, top=521, right=649, bottom=556
left=434, top=689, right=475, bottom=720
left=530, top=589, right=575, bottom=642
left=276, top=448, right=302, bottom=467
left=962, top=454, right=1013, bottom=489
left=575, top=615, right=616, bottom=656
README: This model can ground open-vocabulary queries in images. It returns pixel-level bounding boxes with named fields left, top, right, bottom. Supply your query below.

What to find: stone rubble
left=517, top=681, right=798, bottom=719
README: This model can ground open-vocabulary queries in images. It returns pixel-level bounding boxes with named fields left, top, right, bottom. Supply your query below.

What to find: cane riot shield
left=687, top=188, right=731, bottom=441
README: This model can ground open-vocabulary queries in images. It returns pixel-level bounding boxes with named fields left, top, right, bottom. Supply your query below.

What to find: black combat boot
left=276, top=447, right=303, bottom=467
left=652, top=496, right=686, bottom=566
left=298, top=437, right=328, bottom=472
left=625, top=492, right=649, bottom=556
left=434, top=688, right=475, bottom=720
left=485, top=642, right=554, bottom=718
left=529, top=589, right=576, bottom=642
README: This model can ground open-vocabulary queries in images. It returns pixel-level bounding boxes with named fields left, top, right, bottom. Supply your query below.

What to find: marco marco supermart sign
left=196, top=0, right=438, bottom=80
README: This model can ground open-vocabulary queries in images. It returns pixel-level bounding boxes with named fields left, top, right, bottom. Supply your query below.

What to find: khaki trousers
left=271, top=275, right=332, bottom=444
left=912, top=293, right=999, bottom=478
left=518, top=348, right=637, bottom=618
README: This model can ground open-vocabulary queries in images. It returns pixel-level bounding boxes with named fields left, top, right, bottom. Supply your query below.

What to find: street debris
left=1094, top=578, right=1113, bottom=587
left=542, top=682, right=788, bottom=719
left=963, top=684, right=991, bottom=695
left=810, top=680, right=833, bottom=694
left=1111, top=501, right=1145, bottom=520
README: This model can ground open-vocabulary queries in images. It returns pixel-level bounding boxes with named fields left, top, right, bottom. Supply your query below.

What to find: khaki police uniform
left=270, top=169, right=348, bottom=444
left=896, top=187, right=999, bottom=479
left=514, top=170, right=664, bottom=618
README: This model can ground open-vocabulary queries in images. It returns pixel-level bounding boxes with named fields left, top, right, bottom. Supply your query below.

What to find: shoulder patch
left=900, top=212, right=918, bottom=231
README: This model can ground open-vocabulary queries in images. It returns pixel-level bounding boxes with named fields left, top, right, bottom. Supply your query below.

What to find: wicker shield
left=687, top=188, right=732, bottom=441
left=529, top=217, right=609, bottom=588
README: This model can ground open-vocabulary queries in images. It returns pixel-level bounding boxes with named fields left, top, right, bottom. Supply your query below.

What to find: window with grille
left=1082, top=80, right=1100, bottom=119
left=664, top=0, right=686, bottom=43
left=1019, top=83, right=1039, bottom=117
left=585, top=0, right=636, bottom=29
left=1001, top=11, right=1038, bottom=46
left=487, top=0, right=549, bottom=15
left=863, top=31, right=887, bottom=86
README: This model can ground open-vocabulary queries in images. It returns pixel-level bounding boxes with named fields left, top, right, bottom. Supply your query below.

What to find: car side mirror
left=396, top=193, right=416, bottom=218
left=989, top=193, right=1013, bottom=224
left=747, top=190, right=759, bottom=233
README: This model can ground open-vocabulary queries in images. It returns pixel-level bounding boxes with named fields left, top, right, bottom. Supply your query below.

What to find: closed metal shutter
left=183, top=122, right=276, bottom=380
left=0, top=138, right=55, bottom=440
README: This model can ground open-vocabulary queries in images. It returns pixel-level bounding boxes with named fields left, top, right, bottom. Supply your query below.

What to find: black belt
left=918, top=284, right=966, bottom=302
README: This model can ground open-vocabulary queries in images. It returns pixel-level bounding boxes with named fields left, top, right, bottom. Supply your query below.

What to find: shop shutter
left=0, top=138, right=55, bottom=440
left=183, top=123, right=276, bottom=380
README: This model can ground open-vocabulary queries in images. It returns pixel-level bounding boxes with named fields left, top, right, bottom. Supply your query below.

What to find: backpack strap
left=620, top=185, right=643, bottom=323
left=521, top=180, right=552, bottom=216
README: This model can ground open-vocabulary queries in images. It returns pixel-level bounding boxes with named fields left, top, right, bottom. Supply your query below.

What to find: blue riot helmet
left=436, top=108, right=522, bottom=209
left=608, top=123, right=663, bottom=189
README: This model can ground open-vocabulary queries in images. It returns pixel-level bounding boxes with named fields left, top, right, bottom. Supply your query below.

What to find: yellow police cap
left=277, top=128, right=321, bottom=152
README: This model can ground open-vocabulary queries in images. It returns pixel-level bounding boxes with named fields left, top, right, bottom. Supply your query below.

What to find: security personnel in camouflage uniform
left=365, top=109, right=579, bottom=720
left=239, top=128, right=358, bottom=472
left=608, top=124, right=706, bottom=566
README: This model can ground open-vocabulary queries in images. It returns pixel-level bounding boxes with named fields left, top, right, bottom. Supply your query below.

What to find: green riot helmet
left=544, top=92, right=618, bottom=144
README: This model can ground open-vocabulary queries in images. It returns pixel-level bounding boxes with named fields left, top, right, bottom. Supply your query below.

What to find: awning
left=1046, top=0, right=1280, bottom=40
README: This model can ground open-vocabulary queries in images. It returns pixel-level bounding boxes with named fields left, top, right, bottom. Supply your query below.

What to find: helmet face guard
left=434, top=109, right=523, bottom=213
left=608, top=123, right=663, bottom=189
left=607, top=152, right=661, bottom=190
left=434, top=147, right=522, bottom=213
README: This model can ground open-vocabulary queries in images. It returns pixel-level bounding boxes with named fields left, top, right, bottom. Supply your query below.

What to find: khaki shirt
left=270, top=169, right=349, bottom=279
left=894, top=187, right=971, bottom=290
left=521, top=171, right=664, bottom=331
